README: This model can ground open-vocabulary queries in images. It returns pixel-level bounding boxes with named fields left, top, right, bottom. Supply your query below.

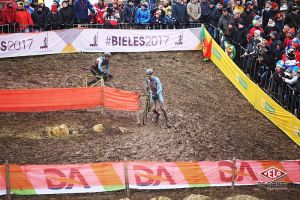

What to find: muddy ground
left=0, top=52, right=299, bottom=200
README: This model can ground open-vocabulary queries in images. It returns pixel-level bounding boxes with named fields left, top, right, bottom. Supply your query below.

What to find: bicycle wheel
left=63, top=75, right=84, bottom=88
left=142, top=96, right=150, bottom=125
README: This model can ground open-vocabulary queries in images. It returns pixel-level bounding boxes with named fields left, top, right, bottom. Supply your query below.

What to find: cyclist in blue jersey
left=89, top=52, right=115, bottom=87
left=145, top=68, right=171, bottom=128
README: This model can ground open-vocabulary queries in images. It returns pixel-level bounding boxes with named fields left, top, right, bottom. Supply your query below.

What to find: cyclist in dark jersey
left=145, top=68, right=171, bottom=128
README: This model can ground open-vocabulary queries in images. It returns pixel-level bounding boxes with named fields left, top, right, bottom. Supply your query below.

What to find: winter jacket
left=74, top=0, right=95, bottom=20
left=240, top=10, right=254, bottom=27
left=284, top=12, right=300, bottom=29
left=209, top=8, right=222, bottom=27
left=218, top=13, right=234, bottom=32
left=135, top=7, right=150, bottom=24
left=233, top=26, right=248, bottom=47
left=59, top=6, right=75, bottom=24
left=171, top=1, right=187, bottom=24
left=31, top=10, right=47, bottom=29
left=0, top=9, right=4, bottom=25
left=2, top=5, right=16, bottom=24
left=186, top=1, right=200, bottom=22
left=16, top=9, right=33, bottom=30
left=124, top=3, right=135, bottom=23
left=93, top=3, right=107, bottom=24
left=200, top=1, right=210, bottom=17
left=46, top=12, right=63, bottom=25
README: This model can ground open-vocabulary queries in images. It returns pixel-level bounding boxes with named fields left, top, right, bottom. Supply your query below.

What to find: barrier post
left=231, top=157, right=236, bottom=189
left=5, top=160, right=10, bottom=200
left=124, top=157, right=130, bottom=198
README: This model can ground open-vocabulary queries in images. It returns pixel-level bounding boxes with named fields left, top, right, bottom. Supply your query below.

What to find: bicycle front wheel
left=63, top=75, right=85, bottom=88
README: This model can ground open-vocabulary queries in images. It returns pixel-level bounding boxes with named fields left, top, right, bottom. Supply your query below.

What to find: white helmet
left=103, top=52, right=112, bottom=57
left=146, top=68, right=153, bottom=75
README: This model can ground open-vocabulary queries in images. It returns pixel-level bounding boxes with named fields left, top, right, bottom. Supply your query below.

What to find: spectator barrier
left=0, top=28, right=202, bottom=58
left=201, top=26, right=300, bottom=146
left=0, top=87, right=140, bottom=112
left=0, top=160, right=299, bottom=196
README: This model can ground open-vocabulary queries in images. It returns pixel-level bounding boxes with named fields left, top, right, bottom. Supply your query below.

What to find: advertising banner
left=0, top=28, right=201, bottom=58
left=9, top=163, right=125, bottom=195
left=0, top=165, right=6, bottom=196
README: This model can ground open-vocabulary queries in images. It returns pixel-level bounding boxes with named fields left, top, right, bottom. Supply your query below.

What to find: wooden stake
left=124, top=157, right=130, bottom=198
left=231, top=157, right=236, bottom=189
left=5, top=160, right=11, bottom=200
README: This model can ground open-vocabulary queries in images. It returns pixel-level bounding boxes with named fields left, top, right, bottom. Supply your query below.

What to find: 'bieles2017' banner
left=0, top=160, right=299, bottom=196
left=0, top=28, right=202, bottom=58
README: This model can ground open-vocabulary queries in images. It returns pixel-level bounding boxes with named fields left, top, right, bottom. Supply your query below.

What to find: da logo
left=133, top=165, right=176, bottom=186
left=44, top=168, right=90, bottom=190
left=261, top=99, right=275, bottom=113
left=260, top=167, right=287, bottom=181
left=219, top=161, right=258, bottom=182
left=236, top=74, right=248, bottom=90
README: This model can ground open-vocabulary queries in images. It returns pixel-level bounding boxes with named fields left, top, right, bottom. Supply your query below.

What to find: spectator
left=282, top=67, right=299, bottom=86
left=284, top=28, right=296, bottom=49
left=103, top=3, right=120, bottom=28
left=233, top=10, right=242, bottom=27
left=187, top=0, right=201, bottom=23
left=232, top=0, right=244, bottom=14
left=46, top=5, right=63, bottom=30
left=233, top=20, right=248, bottom=47
left=262, top=0, right=272, bottom=27
left=200, top=0, right=211, bottom=23
left=270, top=31, right=284, bottom=62
left=209, top=2, right=223, bottom=38
left=113, top=1, right=123, bottom=23
left=16, top=1, right=33, bottom=32
left=0, top=3, right=5, bottom=26
left=287, top=0, right=300, bottom=14
left=92, top=0, right=107, bottom=25
left=269, top=2, right=280, bottom=19
left=171, top=0, right=187, bottom=28
left=152, top=4, right=166, bottom=18
left=124, top=0, right=135, bottom=24
left=270, top=60, right=285, bottom=95
left=31, top=4, right=47, bottom=31
left=39, top=2, right=50, bottom=14
left=256, top=0, right=265, bottom=16
left=240, top=1, right=255, bottom=27
left=279, top=24, right=290, bottom=41
left=53, top=0, right=60, bottom=8
left=249, top=17, right=264, bottom=37
left=151, top=9, right=165, bottom=28
left=25, top=0, right=35, bottom=14
left=224, top=39, right=236, bottom=60
left=284, top=6, right=300, bottom=30
left=253, top=29, right=263, bottom=43
left=264, top=18, right=280, bottom=36
left=74, top=0, right=96, bottom=24
left=163, top=0, right=175, bottom=27
left=59, top=0, right=75, bottom=28
left=3, top=2, right=17, bottom=32
left=242, top=34, right=257, bottom=74
left=135, top=1, right=150, bottom=25
left=273, top=11, right=284, bottom=30
left=218, top=8, right=234, bottom=33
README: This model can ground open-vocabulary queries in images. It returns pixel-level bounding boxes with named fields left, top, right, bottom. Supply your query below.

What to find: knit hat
left=245, top=1, right=253, bottom=7
left=254, top=30, right=261, bottom=36
left=288, top=28, right=296, bottom=36
left=276, top=60, right=284, bottom=68
left=271, top=2, right=278, bottom=9
left=270, top=31, right=279, bottom=39
left=142, top=1, right=148, bottom=8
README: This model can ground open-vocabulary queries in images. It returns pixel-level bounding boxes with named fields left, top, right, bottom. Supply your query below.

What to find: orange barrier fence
left=0, top=160, right=299, bottom=196
left=0, top=87, right=140, bottom=112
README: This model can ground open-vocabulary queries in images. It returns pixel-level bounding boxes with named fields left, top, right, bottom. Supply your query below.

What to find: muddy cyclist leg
left=152, top=99, right=160, bottom=122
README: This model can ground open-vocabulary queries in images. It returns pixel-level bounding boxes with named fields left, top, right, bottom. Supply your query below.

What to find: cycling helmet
left=146, top=69, right=153, bottom=75
left=103, top=52, right=112, bottom=57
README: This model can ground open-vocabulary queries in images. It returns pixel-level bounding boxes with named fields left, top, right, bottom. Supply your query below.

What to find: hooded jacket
left=171, top=1, right=187, bottom=24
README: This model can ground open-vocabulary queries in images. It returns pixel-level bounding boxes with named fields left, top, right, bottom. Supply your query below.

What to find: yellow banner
left=204, top=28, right=300, bottom=146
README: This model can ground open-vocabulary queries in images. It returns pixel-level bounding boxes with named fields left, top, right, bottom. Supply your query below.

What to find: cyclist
left=145, top=68, right=171, bottom=128
left=88, top=52, right=114, bottom=87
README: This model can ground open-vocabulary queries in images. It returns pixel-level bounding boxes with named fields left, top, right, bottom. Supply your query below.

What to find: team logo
left=175, top=32, right=183, bottom=45
left=259, top=167, right=287, bottom=181
left=90, top=33, right=98, bottom=47
left=40, top=33, right=48, bottom=49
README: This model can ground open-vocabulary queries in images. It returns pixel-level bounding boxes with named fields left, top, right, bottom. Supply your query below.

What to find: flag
left=201, top=26, right=212, bottom=60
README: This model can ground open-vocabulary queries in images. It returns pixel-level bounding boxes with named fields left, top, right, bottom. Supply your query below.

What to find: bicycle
left=63, top=67, right=105, bottom=88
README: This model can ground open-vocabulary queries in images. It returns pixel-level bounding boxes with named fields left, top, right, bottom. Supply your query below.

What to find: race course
left=0, top=51, right=299, bottom=199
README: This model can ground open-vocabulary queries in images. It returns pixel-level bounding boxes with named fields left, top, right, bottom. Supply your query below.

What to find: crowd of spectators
left=1, top=0, right=300, bottom=117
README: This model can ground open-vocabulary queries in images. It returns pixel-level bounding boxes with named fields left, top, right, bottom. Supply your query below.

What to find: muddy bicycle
left=63, top=67, right=113, bottom=88
left=141, top=93, right=151, bottom=125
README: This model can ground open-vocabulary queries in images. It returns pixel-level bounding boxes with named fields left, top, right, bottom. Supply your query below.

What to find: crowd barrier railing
left=207, top=23, right=300, bottom=120
left=0, top=159, right=299, bottom=197
left=0, top=22, right=202, bottom=34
